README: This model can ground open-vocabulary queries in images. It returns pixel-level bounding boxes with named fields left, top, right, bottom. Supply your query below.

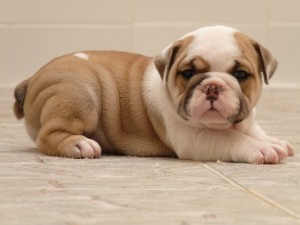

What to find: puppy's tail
left=13, top=80, right=28, bottom=119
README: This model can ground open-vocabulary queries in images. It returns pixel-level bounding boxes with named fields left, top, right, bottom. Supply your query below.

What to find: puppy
left=14, top=25, right=294, bottom=163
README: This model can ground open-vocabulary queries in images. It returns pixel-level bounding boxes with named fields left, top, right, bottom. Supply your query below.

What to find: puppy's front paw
left=245, top=141, right=291, bottom=164
left=266, top=137, right=294, bottom=157
left=58, top=135, right=102, bottom=159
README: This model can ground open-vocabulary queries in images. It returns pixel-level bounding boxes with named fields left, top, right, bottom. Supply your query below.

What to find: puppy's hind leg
left=36, top=93, right=101, bottom=159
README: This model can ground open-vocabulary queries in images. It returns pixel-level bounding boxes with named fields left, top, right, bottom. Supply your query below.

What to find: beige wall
left=0, top=0, right=299, bottom=86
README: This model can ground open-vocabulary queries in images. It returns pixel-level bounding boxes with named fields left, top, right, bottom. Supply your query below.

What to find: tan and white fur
left=14, top=25, right=294, bottom=163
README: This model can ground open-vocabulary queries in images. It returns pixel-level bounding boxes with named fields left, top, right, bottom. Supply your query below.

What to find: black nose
left=203, top=84, right=222, bottom=103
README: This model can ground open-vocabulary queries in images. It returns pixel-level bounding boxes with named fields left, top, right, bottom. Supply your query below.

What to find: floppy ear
left=254, top=44, right=278, bottom=85
left=154, top=41, right=182, bottom=79
left=154, top=36, right=193, bottom=80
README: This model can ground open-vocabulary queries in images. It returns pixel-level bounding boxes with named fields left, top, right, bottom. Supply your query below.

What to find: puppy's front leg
left=175, top=129, right=288, bottom=164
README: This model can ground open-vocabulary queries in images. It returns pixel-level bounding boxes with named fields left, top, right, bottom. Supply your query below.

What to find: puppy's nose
left=203, top=84, right=222, bottom=102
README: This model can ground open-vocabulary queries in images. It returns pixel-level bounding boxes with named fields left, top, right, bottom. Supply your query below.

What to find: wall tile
left=267, top=25, right=300, bottom=84
left=135, top=0, right=268, bottom=23
left=0, top=0, right=299, bottom=86
left=0, top=25, right=132, bottom=85
left=0, top=0, right=133, bottom=23
left=133, top=24, right=200, bottom=56
left=269, top=0, right=300, bottom=23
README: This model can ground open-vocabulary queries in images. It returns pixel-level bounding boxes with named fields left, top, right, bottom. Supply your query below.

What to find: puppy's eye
left=181, top=69, right=195, bottom=79
left=233, top=70, right=250, bottom=81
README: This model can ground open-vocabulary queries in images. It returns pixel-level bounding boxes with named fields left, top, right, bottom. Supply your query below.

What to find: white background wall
left=1, top=0, right=299, bottom=86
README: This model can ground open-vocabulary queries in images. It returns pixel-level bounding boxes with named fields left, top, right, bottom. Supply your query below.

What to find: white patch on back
left=73, top=52, right=89, bottom=61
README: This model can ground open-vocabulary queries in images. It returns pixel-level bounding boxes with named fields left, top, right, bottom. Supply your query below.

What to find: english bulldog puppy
left=14, top=25, right=294, bottom=163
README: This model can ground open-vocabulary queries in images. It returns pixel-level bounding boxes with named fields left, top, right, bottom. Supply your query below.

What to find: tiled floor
left=0, top=87, right=299, bottom=225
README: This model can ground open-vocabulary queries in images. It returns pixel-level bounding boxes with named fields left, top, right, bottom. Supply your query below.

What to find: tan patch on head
left=234, top=32, right=262, bottom=106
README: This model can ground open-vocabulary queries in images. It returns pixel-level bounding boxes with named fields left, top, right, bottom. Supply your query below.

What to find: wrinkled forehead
left=182, top=26, right=241, bottom=71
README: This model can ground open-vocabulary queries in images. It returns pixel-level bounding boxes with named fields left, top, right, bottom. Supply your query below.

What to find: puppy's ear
left=254, top=43, right=278, bottom=85
left=154, top=36, right=194, bottom=79
left=154, top=41, right=182, bottom=79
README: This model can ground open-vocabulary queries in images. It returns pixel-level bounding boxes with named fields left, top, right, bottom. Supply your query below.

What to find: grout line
left=200, top=163, right=246, bottom=190
left=201, top=163, right=300, bottom=220
left=246, top=190, right=300, bottom=220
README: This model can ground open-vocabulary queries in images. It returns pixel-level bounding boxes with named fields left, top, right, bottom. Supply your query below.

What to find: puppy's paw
left=58, top=135, right=102, bottom=159
left=245, top=141, right=290, bottom=164
left=266, top=137, right=294, bottom=157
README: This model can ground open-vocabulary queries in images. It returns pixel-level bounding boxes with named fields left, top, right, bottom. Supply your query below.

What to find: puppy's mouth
left=201, top=104, right=230, bottom=122
left=207, top=105, right=221, bottom=114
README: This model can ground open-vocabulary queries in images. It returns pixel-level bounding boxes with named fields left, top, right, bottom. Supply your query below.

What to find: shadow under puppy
left=14, top=25, right=294, bottom=163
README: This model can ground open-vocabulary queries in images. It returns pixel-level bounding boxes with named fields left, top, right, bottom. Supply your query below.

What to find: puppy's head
left=155, top=26, right=277, bottom=129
